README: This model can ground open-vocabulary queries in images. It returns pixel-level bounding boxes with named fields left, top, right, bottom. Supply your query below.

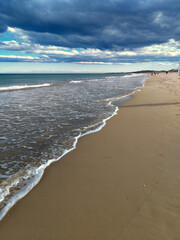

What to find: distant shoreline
left=0, top=69, right=178, bottom=75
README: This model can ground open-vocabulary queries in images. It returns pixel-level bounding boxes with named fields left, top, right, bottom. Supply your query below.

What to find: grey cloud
left=0, top=0, right=180, bottom=50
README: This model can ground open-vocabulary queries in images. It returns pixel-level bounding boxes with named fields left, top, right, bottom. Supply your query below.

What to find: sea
left=0, top=72, right=148, bottom=220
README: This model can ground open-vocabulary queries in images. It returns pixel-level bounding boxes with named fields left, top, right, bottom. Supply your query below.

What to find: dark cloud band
left=0, top=0, right=180, bottom=50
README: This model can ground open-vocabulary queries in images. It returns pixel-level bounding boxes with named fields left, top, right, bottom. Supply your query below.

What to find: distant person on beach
left=151, top=72, right=156, bottom=75
left=166, top=71, right=168, bottom=74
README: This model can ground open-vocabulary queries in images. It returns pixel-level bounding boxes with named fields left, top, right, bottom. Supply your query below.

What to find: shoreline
left=0, top=74, right=147, bottom=222
left=1, top=72, right=180, bottom=239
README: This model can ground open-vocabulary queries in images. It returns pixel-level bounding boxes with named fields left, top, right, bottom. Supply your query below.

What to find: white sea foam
left=70, top=80, right=83, bottom=83
left=0, top=171, right=43, bottom=221
left=70, top=78, right=104, bottom=83
left=87, top=78, right=104, bottom=82
left=104, top=93, right=133, bottom=103
left=0, top=83, right=52, bottom=91
left=81, top=105, right=119, bottom=137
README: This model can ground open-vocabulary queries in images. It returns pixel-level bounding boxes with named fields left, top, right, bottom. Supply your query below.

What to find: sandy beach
left=1, top=72, right=180, bottom=240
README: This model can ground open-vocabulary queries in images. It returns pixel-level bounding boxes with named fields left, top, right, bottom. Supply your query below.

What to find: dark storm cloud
left=0, top=24, right=6, bottom=33
left=0, top=0, right=180, bottom=50
left=42, top=53, right=180, bottom=64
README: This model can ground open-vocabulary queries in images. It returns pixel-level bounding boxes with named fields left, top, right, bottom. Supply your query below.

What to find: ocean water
left=0, top=72, right=148, bottom=220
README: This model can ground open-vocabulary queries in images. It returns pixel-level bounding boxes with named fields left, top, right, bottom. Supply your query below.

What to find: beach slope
left=1, top=73, right=180, bottom=240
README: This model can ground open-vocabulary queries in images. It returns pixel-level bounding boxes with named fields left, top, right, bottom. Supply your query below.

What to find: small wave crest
left=87, top=78, right=104, bottom=82
left=70, top=78, right=104, bottom=84
left=0, top=83, right=52, bottom=92
left=70, top=80, right=83, bottom=84
left=103, top=93, right=134, bottom=103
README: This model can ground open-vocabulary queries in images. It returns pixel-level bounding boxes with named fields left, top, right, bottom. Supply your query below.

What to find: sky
left=0, top=0, right=180, bottom=73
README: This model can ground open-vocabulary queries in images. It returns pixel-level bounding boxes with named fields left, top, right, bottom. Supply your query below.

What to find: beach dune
left=1, top=73, right=180, bottom=240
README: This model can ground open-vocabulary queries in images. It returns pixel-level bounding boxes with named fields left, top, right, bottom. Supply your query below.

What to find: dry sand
left=1, top=72, right=180, bottom=240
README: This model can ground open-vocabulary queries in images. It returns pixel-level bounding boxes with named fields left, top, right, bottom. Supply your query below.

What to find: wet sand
left=1, top=72, right=180, bottom=240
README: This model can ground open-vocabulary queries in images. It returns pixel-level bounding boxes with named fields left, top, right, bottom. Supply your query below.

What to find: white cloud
left=158, top=62, right=174, bottom=66
left=117, top=51, right=137, bottom=56
left=139, top=39, right=180, bottom=56
left=34, top=49, right=77, bottom=55
left=153, top=11, right=169, bottom=28
left=7, top=26, right=30, bottom=42
left=76, top=61, right=130, bottom=65
left=0, top=55, right=40, bottom=60
left=7, top=27, right=16, bottom=33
